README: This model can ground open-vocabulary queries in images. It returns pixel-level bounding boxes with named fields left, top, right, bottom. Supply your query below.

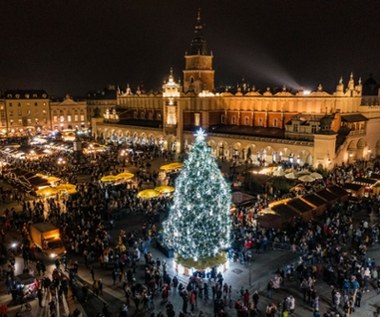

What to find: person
left=172, top=276, right=179, bottom=291
left=102, top=303, right=110, bottom=317
left=119, top=304, right=128, bottom=317
left=252, top=291, right=259, bottom=308
left=90, top=265, right=95, bottom=281
left=37, top=288, right=43, bottom=308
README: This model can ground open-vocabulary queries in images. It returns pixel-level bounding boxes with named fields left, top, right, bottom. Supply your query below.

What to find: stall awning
left=352, top=177, right=378, bottom=186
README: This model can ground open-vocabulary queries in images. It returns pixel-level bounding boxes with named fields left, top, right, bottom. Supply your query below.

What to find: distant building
left=86, top=85, right=117, bottom=123
left=50, top=94, right=88, bottom=131
left=361, top=74, right=380, bottom=106
left=0, top=89, right=51, bottom=136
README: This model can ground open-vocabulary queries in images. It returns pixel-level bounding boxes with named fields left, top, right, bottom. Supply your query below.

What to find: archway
left=245, top=144, right=257, bottom=164
left=347, top=140, right=357, bottom=163
left=207, top=140, right=217, bottom=157
left=356, top=138, right=366, bottom=160
left=376, top=140, right=380, bottom=157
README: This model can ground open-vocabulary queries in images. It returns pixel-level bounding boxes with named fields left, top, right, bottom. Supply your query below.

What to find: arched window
left=231, top=116, right=236, bottom=124
left=245, top=116, right=249, bottom=125
left=273, top=118, right=278, bottom=127
left=258, top=117, right=263, bottom=126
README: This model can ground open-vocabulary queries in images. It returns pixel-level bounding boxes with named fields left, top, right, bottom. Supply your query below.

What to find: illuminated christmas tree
left=163, top=129, right=231, bottom=268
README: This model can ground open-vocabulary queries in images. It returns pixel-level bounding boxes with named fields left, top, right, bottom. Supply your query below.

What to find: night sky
left=0, top=0, right=379, bottom=97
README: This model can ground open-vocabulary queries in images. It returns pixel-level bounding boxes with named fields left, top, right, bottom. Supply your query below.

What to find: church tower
left=183, top=10, right=215, bottom=94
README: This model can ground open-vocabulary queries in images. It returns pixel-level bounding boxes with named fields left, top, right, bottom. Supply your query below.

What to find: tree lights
left=163, top=129, right=231, bottom=269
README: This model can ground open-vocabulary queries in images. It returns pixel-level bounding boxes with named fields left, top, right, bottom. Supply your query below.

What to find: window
left=80, top=114, right=85, bottom=121
left=74, top=114, right=79, bottom=121
left=60, top=116, right=64, bottom=122
left=10, top=119, right=14, bottom=125
left=231, top=116, right=236, bottom=124
left=9, top=111, right=13, bottom=117
left=42, top=110, right=46, bottom=115
left=67, top=115, right=72, bottom=122
left=311, top=125, right=317, bottom=133
left=293, top=124, right=299, bottom=132
left=244, top=116, right=249, bottom=125
left=258, top=118, right=263, bottom=126
left=27, top=118, right=32, bottom=124
left=34, top=102, right=38, bottom=106
left=221, top=114, right=225, bottom=124
left=18, top=110, right=22, bottom=116
left=27, top=110, right=31, bottom=116
left=18, top=103, right=21, bottom=107
left=194, top=113, right=200, bottom=126
left=9, top=103, right=12, bottom=107
left=157, top=113, right=162, bottom=120
left=53, top=116, right=58, bottom=123
left=273, top=118, right=278, bottom=127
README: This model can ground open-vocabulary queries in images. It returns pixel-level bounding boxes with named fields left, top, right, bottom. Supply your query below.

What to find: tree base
left=174, top=252, right=228, bottom=275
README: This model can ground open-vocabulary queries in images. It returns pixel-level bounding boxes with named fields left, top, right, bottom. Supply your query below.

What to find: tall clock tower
left=183, top=10, right=215, bottom=94
left=163, top=68, right=182, bottom=153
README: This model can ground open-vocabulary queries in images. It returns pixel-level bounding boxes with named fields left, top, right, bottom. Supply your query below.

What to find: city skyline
left=0, top=0, right=379, bottom=97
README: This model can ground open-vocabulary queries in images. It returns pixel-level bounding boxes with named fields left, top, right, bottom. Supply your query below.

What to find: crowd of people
left=0, top=137, right=380, bottom=316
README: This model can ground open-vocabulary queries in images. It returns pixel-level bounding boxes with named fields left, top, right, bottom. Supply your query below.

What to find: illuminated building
left=86, top=13, right=380, bottom=167
left=50, top=95, right=88, bottom=131
left=0, top=89, right=51, bottom=136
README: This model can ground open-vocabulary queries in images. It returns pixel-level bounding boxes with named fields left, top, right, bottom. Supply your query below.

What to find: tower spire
left=189, top=9, right=208, bottom=55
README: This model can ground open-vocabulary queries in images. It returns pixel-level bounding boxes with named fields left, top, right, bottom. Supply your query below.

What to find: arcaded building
left=93, top=12, right=380, bottom=169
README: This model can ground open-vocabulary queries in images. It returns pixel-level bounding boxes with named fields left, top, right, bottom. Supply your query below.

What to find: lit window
left=194, top=113, right=200, bottom=126
left=80, top=114, right=85, bottom=121
left=68, top=115, right=72, bottom=122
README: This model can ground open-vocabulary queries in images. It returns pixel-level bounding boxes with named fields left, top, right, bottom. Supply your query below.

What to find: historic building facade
left=50, top=95, right=88, bottom=131
left=91, top=12, right=380, bottom=169
left=0, top=89, right=51, bottom=136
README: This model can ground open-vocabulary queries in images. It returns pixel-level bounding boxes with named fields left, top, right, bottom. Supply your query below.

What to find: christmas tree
left=163, top=129, right=232, bottom=267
